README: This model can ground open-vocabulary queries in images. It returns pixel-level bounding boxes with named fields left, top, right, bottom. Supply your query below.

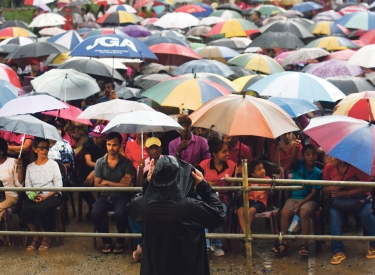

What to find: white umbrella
left=39, top=27, right=66, bottom=36
left=282, top=48, right=330, bottom=66
left=0, top=36, right=34, bottom=46
left=66, top=57, right=127, bottom=70
left=29, top=13, right=66, bottom=28
left=198, top=17, right=225, bottom=26
left=154, top=13, right=199, bottom=29
left=348, top=44, right=375, bottom=68
left=78, top=99, right=155, bottom=121
left=31, top=69, right=100, bottom=101
left=106, top=4, right=137, bottom=13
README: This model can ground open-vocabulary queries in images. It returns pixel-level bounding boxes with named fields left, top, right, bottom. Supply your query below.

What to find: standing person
left=73, top=8, right=85, bottom=27
left=169, top=115, right=210, bottom=167
left=62, top=8, right=73, bottom=31
left=91, top=132, right=134, bottom=254
left=125, top=133, right=149, bottom=170
left=98, top=82, right=114, bottom=103
left=127, top=155, right=227, bottom=275
left=4, top=131, right=34, bottom=167
left=84, top=5, right=96, bottom=22
left=19, top=138, right=63, bottom=251
left=96, top=5, right=105, bottom=19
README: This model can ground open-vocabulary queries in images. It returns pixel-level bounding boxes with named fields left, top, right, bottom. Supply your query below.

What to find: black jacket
left=127, top=156, right=226, bottom=275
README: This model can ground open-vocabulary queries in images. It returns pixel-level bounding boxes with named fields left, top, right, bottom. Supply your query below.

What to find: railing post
left=241, top=159, right=253, bottom=275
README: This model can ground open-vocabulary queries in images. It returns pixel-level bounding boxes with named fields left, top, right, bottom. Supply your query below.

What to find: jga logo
left=86, top=37, right=138, bottom=52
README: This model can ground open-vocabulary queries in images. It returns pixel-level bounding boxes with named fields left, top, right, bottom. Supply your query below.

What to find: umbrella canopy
left=143, top=37, right=190, bottom=48
left=326, top=75, right=375, bottom=95
left=121, top=25, right=151, bottom=38
left=207, top=38, right=250, bottom=51
left=348, top=44, right=375, bottom=68
left=175, top=4, right=205, bottom=14
left=198, top=16, right=225, bottom=26
left=154, top=12, right=199, bottom=29
left=304, top=115, right=375, bottom=176
left=206, top=19, right=259, bottom=38
left=78, top=99, right=155, bottom=120
left=141, top=63, right=177, bottom=75
left=78, top=22, right=101, bottom=29
left=195, top=46, right=239, bottom=63
left=217, top=3, right=242, bottom=13
left=291, top=2, right=323, bottom=12
left=189, top=94, right=299, bottom=137
left=0, top=36, right=34, bottom=46
left=39, top=52, right=71, bottom=67
left=0, top=27, right=36, bottom=39
left=82, top=28, right=127, bottom=39
left=0, top=95, right=67, bottom=117
left=1, top=20, right=28, bottom=29
left=227, top=66, right=255, bottom=81
left=333, top=91, right=375, bottom=121
left=268, top=97, right=318, bottom=118
left=233, top=75, right=265, bottom=92
left=228, top=53, right=284, bottom=75
left=338, top=5, right=368, bottom=15
left=142, top=75, right=232, bottom=111
left=248, top=71, right=346, bottom=102
left=48, top=30, right=83, bottom=50
left=42, top=102, right=92, bottom=126
left=325, top=49, right=356, bottom=61
left=254, top=5, right=286, bottom=16
left=173, top=59, right=234, bottom=77
left=209, top=10, right=242, bottom=19
left=69, top=34, right=157, bottom=60
left=29, top=13, right=66, bottom=28
left=178, top=72, right=239, bottom=93
left=140, top=18, right=159, bottom=26
left=96, top=11, right=142, bottom=25
left=359, top=28, right=375, bottom=44
left=0, top=115, right=62, bottom=141
left=106, top=4, right=137, bottom=13
left=336, top=11, right=375, bottom=31
left=148, top=43, right=202, bottom=66
left=39, top=27, right=66, bottom=37
left=312, top=10, right=342, bottom=22
left=249, top=32, right=305, bottom=49
left=31, top=69, right=100, bottom=101
left=260, top=20, right=314, bottom=39
left=0, top=44, right=20, bottom=54
left=304, top=36, right=360, bottom=50
left=186, top=26, right=211, bottom=36
left=305, top=60, right=363, bottom=78
left=191, top=3, right=213, bottom=17
left=308, top=21, right=347, bottom=36
left=0, top=79, right=18, bottom=108
left=0, top=63, right=21, bottom=88
left=134, top=73, right=171, bottom=90
left=282, top=48, right=329, bottom=66
left=5, top=42, right=69, bottom=60
left=148, top=30, right=186, bottom=39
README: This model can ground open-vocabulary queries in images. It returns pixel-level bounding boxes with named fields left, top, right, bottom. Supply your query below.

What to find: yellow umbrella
left=233, top=74, right=266, bottom=92
left=44, top=52, right=71, bottom=66
left=228, top=53, right=284, bottom=74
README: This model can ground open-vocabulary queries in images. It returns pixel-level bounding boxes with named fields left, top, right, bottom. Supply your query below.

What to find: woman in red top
left=199, top=138, right=240, bottom=257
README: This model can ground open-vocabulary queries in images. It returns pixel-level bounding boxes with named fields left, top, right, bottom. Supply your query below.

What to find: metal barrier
left=1, top=159, right=375, bottom=275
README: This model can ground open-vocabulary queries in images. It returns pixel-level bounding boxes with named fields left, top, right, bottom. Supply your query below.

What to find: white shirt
left=84, top=12, right=96, bottom=22
left=0, top=158, right=22, bottom=198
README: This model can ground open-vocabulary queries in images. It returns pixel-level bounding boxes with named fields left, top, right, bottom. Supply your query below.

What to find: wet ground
left=1, top=201, right=375, bottom=275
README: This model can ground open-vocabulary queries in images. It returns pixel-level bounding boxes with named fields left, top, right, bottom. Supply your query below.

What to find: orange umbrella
left=189, top=94, right=299, bottom=138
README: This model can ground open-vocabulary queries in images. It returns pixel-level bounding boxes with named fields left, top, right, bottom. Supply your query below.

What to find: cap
left=30, top=59, right=39, bottom=65
left=146, top=137, right=161, bottom=148
left=89, top=124, right=107, bottom=137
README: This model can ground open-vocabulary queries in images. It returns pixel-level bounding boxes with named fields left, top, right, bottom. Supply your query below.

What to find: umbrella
left=5, top=42, right=69, bottom=60
left=0, top=27, right=36, bottom=39
left=333, top=91, right=375, bottom=121
left=248, top=32, right=305, bottom=49
left=232, top=75, right=265, bottom=92
left=173, top=59, right=234, bottom=77
left=308, top=21, right=347, bottom=36
left=78, top=22, right=101, bottom=29
left=217, top=3, right=242, bottom=13
left=291, top=2, right=323, bottom=13
left=134, top=73, right=172, bottom=90
left=207, top=38, right=250, bottom=51
left=175, top=4, right=205, bottom=14
left=0, top=79, right=18, bottom=108
left=335, top=2, right=362, bottom=11
left=0, top=63, right=21, bottom=88
left=289, top=17, right=315, bottom=28
left=268, top=97, right=318, bottom=118
left=305, top=60, right=363, bottom=78
left=227, top=66, right=255, bottom=81
left=191, top=3, right=213, bottom=18
left=115, top=86, right=141, bottom=99
left=0, top=94, right=67, bottom=117
left=366, top=72, right=375, bottom=86
left=186, top=26, right=211, bottom=36
left=141, top=63, right=177, bottom=75
left=359, top=28, right=375, bottom=44
left=325, top=49, right=356, bottom=61
left=338, top=5, right=368, bottom=16
left=179, top=72, right=239, bottom=93
left=96, top=11, right=142, bottom=25
left=274, top=51, right=296, bottom=65
left=140, top=18, right=159, bottom=26
left=336, top=11, right=375, bottom=31
left=348, top=44, right=375, bottom=68
left=42, top=102, right=92, bottom=126
left=248, top=71, right=346, bottom=102
left=68, top=57, right=127, bottom=70
left=303, top=115, right=375, bottom=176
left=259, top=20, right=314, bottom=39
left=0, top=36, right=34, bottom=46
left=312, top=10, right=342, bottom=22
left=0, top=20, right=29, bottom=29
left=144, top=37, right=190, bottom=49
left=0, top=115, right=62, bottom=142
left=284, top=10, right=304, bottom=17
left=0, top=44, right=20, bottom=54
left=42, top=52, right=71, bottom=67
left=189, top=94, right=299, bottom=137
left=76, top=27, right=95, bottom=36
left=154, top=12, right=199, bottom=29
left=282, top=48, right=330, bottom=66
left=228, top=53, right=284, bottom=75
left=254, top=5, right=286, bottom=16
left=106, top=4, right=137, bottom=13
left=148, top=43, right=201, bottom=66
left=31, top=69, right=100, bottom=101
left=48, top=30, right=83, bottom=50
left=82, top=28, right=127, bottom=39
left=121, top=25, right=151, bottom=38
left=69, top=34, right=157, bottom=60
left=206, top=19, right=259, bottom=38
left=209, top=10, right=242, bottom=20
left=326, top=76, right=374, bottom=95
left=141, top=75, right=233, bottom=111
left=78, top=98, right=155, bottom=120
left=304, top=36, right=360, bottom=51
left=39, top=27, right=66, bottom=37
left=28, top=13, right=66, bottom=28
left=198, top=16, right=225, bottom=26
left=148, top=30, right=186, bottom=39
left=195, top=46, right=239, bottom=63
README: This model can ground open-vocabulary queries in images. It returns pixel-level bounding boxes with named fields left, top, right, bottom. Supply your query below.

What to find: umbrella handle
left=16, top=134, right=25, bottom=173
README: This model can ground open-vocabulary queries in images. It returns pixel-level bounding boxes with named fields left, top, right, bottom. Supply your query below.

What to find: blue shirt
left=291, top=159, right=322, bottom=202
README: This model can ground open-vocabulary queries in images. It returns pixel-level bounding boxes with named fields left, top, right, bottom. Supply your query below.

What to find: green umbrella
left=190, top=42, right=207, bottom=50
left=254, top=5, right=286, bottom=16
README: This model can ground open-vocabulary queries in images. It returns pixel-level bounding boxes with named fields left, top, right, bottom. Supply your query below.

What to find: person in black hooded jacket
left=127, top=155, right=226, bottom=275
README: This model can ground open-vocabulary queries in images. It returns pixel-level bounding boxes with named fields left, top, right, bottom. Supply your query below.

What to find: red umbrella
left=325, top=49, right=356, bottom=61
left=42, top=102, right=92, bottom=126
left=148, top=43, right=202, bottom=66
left=0, top=64, right=21, bottom=88
left=360, top=28, right=375, bottom=45
left=175, top=5, right=205, bottom=14
left=134, top=0, right=153, bottom=9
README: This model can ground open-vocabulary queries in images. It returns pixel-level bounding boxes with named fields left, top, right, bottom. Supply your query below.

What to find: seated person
left=223, top=135, right=253, bottom=165
left=273, top=143, right=322, bottom=256
left=125, top=133, right=149, bottom=170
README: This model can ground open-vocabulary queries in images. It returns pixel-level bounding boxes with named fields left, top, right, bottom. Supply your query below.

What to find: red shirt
left=63, top=15, right=73, bottom=31
left=229, top=141, right=253, bottom=165
left=125, top=139, right=149, bottom=170
left=269, top=142, right=302, bottom=170
left=323, top=163, right=370, bottom=182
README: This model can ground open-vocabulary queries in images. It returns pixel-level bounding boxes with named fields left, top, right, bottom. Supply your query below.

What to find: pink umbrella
left=274, top=51, right=296, bottom=65
left=338, top=5, right=368, bottom=15
left=42, top=102, right=92, bottom=126
left=305, top=60, right=364, bottom=79
left=325, top=49, right=356, bottom=61
left=352, top=39, right=366, bottom=48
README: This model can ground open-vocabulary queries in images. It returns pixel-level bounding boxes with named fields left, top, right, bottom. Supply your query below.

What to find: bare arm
left=94, top=174, right=133, bottom=187
left=7, top=139, right=33, bottom=155
left=291, top=136, right=301, bottom=166
left=85, top=154, right=95, bottom=168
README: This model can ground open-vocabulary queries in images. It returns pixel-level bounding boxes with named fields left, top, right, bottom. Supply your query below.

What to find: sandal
left=272, top=243, right=289, bottom=255
left=366, top=249, right=375, bottom=259
left=39, top=240, right=50, bottom=251
left=299, top=245, right=309, bottom=256
left=27, top=239, right=40, bottom=251
left=113, top=244, right=124, bottom=254
left=330, top=254, right=346, bottom=265
left=102, top=244, right=112, bottom=254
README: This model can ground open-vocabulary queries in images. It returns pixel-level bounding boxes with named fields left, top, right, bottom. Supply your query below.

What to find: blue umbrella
left=69, top=34, right=158, bottom=60
left=143, top=37, right=191, bottom=47
left=148, top=30, right=185, bottom=39
left=191, top=3, right=213, bottom=17
left=173, top=59, right=234, bottom=77
left=336, top=11, right=375, bottom=31
left=291, top=2, right=323, bottom=13
left=195, top=46, right=240, bottom=61
left=48, top=30, right=83, bottom=50
left=268, top=97, right=318, bottom=118
left=0, top=79, right=18, bottom=108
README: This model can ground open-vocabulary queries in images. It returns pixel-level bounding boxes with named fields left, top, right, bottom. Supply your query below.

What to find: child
left=272, top=141, right=322, bottom=256
left=237, top=160, right=270, bottom=234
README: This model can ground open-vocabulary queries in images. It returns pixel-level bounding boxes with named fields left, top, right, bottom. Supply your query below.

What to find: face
left=302, top=149, right=318, bottom=166
left=213, top=144, right=229, bottom=162
left=222, top=135, right=231, bottom=145
left=251, top=163, right=266, bottom=178
left=195, top=127, right=208, bottom=137
left=280, top=132, right=293, bottom=144
left=146, top=145, right=161, bottom=160
left=34, top=141, right=49, bottom=158
left=31, top=63, right=39, bottom=72
left=11, top=66, right=17, bottom=73
left=93, top=136, right=106, bottom=146
left=252, top=12, right=258, bottom=21
left=179, top=123, right=191, bottom=139
left=104, top=83, right=113, bottom=96
left=327, top=155, right=340, bottom=166
left=106, top=137, right=120, bottom=155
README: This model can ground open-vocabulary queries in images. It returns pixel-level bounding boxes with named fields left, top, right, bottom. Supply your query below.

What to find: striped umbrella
left=0, top=27, right=36, bottom=39
left=336, top=11, right=375, bottom=31
left=43, top=52, right=71, bottom=66
left=0, top=63, right=21, bottom=88
left=83, top=28, right=127, bottom=39
left=179, top=72, right=239, bottom=93
left=308, top=21, right=348, bottom=36
left=106, top=4, right=137, bottom=13
left=206, top=19, right=259, bottom=38
left=173, top=59, right=234, bottom=77
left=254, top=5, right=286, bottom=16
left=228, top=53, right=285, bottom=74
left=233, top=75, right=266, bottom=92
left=195, top=46, right=240, bottom=63
left=140, top=18, right=158, bottom=26
left=304, top=36, right=360, bottom=50
left=334, top=91, right=375, bottom=121
left=209, top=9, right=242, bottom=19
left=338, top=5, right=368, bottom=15
left=48, top=30, right=83, bottom=50
left=96, top=11, right=142, bottom=25
left=291, top=2, right=323, bottom=13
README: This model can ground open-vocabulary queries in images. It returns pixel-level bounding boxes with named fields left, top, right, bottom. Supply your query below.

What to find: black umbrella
left=0, top=44, right=20, bottom=54
left=1, top=20, right=29, bottom=29
left=217, top=3, right=242, bottom=13
left=248, top=32, right=305, bottom=49
left=58, top=59, right=125, bottom=82
left=326, top=76, right=375, bottom=96
left=143, top=37, right=190, bottom=47
left=227, top=65, right=255, bottom=81
left=259, top=20, right=314, bottom=39
left=5, top=42, right=69, bottom=60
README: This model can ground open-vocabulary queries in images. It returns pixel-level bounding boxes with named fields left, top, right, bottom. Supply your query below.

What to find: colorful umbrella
left=175, top=4, right=205, bottom=14
left=348, top=44, right=375, bottom=68
left=333, top=91, right=375, bottom=121
left=305, top=60, right=363, bottom=78
left=232, top=75, right=265, bottom=92
left=106, top=4, right=137, bottom=13
left=304, top=36, right=360, bottom=51
left=308, top=21, right=347, bottom=36
left=359, top=28, right=375, bottom=45
left=209, top=9, right=242, bottom=19
left=0, top=79, right=18, bottom=108
left=336, top=11, right=375, bottom=31
left=269, top=97, right=318, bottom=118
left=83, top=28, right=127, bottom=39
left=48, top=30, right=83, bottom=50
left=0, top=36, right=34, bottom=46
left=249, top=32, right=305, bottom=49
left=291, top=2, right=323, bottom=13
left=195, top=46, right=239, bottom=63
left=144, top=36, right=190, bottom=47
left=0, top=27, right=36, bottom=39
left=43, top=52, right=71, bottom=66
left=121, top=25, right=151, bottom=38
left=140, top=18, right=158, bottom=26
left=141, top=75, right=232, bottom=110
left=189, top=94, right=299, bottom=137
left=148, top=43, right=201, bottom=66
left=248, top=71, right=346, bottom=102
left=191, top=3, right=213, bottom=17
left=228, top=53, right=284, bottom=75
left=326, top=76, right=374, bottom=95
left=0, top=64, right=21, bottom=88
left=206, top=19, right=259, bottom=38
left=282, top=48, right=329, bottom=66
left=96, top=11, right=142, bottom=25
left=338, top=5, right=368, bottom=15
left=254, top=5, right=286, bottom=16
left=325, top=49, right=356, bottom=61
left=42, top=102, right=92, bottom=126
left=179, top=72, right=239, bottom=93
left=304, top=115, right=375, bottom=176
left=173, top=59, right=234, bottom=77
left=154, top=12, right=199, bottom=29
